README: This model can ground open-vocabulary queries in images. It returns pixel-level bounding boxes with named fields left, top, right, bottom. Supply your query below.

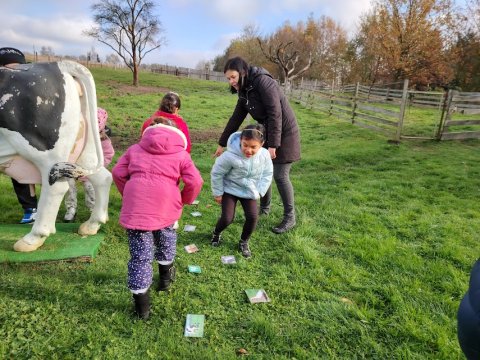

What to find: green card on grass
left=0, top=223, right=103, bottom=263
left=188, top=265, right=201, bottom=273
left=184, top=314, right=205, bottom=337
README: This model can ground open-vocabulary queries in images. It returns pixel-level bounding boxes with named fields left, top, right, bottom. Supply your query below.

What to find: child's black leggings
left=214, top=192, right=258, bottom=242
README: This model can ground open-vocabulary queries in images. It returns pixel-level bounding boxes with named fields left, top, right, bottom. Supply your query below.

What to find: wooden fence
left=290, top=80, right=410, bottom=141
left=289, top=81, right=480, bottom=141
left=437, top=91, right=480, bottom=140
left=150, top=65, right=227, bottom=82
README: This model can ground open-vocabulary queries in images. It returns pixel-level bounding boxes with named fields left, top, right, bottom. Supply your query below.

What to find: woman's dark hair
left=224, top=56, right=249, bottom=93
left=160, top=92, right=181, bottom=113
left=241, top=124, right=265, bottom=143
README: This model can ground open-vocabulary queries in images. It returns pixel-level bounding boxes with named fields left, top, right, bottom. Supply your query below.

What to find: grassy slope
left=1, top=67, right=479, bottom=359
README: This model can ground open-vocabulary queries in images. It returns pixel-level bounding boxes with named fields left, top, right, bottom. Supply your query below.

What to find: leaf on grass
left=237, top=348, right=248, bottom=355
left=340, top=297, right=354, bottom=305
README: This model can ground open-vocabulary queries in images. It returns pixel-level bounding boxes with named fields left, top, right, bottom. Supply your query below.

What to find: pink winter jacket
left=102, top=137, right=114, bottom=166
left=112, top=124, right=203, bottom=231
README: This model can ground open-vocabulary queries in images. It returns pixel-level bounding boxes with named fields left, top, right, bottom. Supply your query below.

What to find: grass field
left=1, top=67, right=479, bottom=359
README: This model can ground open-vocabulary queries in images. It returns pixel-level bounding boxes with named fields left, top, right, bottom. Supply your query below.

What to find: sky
left=0, top=0, right=375, bottom=68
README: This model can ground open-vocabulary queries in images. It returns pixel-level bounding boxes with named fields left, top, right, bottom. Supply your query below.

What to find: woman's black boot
left=272, top=216, right=296, bottom=234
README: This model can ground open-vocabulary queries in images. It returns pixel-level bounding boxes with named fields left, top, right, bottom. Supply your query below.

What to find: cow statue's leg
left=13, top=171, right=70, bottom=252
left=78, top=167, right=112, bottom=235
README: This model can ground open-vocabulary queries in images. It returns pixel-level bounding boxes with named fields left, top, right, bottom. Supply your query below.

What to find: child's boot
left=239, top=240, right=252, bottom=258
left=64, top=207, right=76, bottom=222
left=157, top=263, right=176, bottom=291
left=132, top=290, right=150, bottom=320
left=211, top=231, right=222, bottom=247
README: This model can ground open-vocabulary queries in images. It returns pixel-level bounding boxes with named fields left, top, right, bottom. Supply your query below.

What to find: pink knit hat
left=97, top=107, right=108, bottom=131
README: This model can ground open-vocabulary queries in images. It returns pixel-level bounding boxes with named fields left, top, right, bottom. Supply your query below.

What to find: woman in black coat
left=214, top=57, right=301, bottom=234
left=458, top=259, right=480, bottom=359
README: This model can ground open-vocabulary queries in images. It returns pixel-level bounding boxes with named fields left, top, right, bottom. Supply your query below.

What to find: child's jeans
left=126, top=227, right=177, bottom=292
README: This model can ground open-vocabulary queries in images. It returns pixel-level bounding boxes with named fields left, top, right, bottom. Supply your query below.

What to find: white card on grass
left=221, top=255, right=236, bottom=264
left=184, top=225, right=196, bottom=232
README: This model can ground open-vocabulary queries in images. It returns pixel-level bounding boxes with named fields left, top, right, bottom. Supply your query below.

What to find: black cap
left=0, top=47, right=26, bottom=65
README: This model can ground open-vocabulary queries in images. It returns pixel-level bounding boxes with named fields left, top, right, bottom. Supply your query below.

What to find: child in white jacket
left=210, top=124, right=273, bottom=258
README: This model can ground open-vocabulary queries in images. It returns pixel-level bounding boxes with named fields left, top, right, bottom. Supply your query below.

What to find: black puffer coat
left=219, top=66, right=301, bottom=164
left=458, top=259, right=480, bottom=359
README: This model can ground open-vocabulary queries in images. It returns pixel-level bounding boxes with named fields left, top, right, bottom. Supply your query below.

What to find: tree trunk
left=133, top=63, right=139, bottom=86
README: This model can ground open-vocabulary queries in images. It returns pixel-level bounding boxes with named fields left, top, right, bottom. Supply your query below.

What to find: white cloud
left=145, top=49, right=219, bottom=68
left=177, top=0, right=373, bottom=30
left=211, top=32, right=240, bottom=52
left=0, top=0, right=374, bottom=67
left=0, top=13, right=96, bottom=55
left=209, top=0, right=261, bottom=26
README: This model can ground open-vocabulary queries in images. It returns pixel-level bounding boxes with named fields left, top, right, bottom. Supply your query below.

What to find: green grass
left=1, top=67, right=479, bottom=359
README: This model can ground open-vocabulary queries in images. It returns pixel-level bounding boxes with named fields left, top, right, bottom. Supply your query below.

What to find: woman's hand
left=213, top=145, right=224, bottom=158
left=268, top=147, right=277, bottom=159
left=214, top=196, right=222, bottom=204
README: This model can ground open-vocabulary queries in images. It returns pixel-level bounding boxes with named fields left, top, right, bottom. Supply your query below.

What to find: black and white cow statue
left=0, top=60, right=112, bottom=252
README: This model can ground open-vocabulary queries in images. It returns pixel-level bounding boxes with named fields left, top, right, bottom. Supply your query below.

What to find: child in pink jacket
left=63, top=107, right=115, bottom=221
left=112, top=117, right=203, bottom=320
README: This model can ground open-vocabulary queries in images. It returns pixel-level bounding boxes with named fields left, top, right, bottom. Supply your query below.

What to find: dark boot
left=258, top=207, right=270, bottom=216
left=239, top=240, right=252, bottom=258
left=211, top=231, right=222, bottom=247
left=157, top=263, right=176, bottom=291
left=272, top=216, right=296, bottom=234
left=132, top=291, right=150, bottom=320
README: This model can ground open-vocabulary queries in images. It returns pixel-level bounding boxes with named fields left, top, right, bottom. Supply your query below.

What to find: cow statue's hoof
left=78, top=221, right=100, bottom=236
left=13, top=237, right=46, bottom=252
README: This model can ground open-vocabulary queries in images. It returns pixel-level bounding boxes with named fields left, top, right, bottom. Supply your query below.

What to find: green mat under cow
left=0, top=223, right=103, bottom=263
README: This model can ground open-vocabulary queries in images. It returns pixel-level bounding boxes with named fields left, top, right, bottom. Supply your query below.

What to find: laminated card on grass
left=184, top=244, right=199, bottom=253
left=184, top=314, right=205, bottom=337
left=245, top=289, right=271, bottom=303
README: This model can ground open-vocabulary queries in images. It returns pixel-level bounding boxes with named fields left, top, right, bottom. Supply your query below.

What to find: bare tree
left=257, top=16, right=347, bottom=88
left=84, top=0, right=165, bottom=86
left=257, top=20, right=315, bottom=88
left=105, top=53, right=121, bottom=65
left=40, top=46, right=55, bottom=60
left=465, top=0, right=480, bottom=35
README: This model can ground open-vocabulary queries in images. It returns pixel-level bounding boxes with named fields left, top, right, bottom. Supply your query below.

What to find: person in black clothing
left=214, top=56, right=301, bottom=234
left=0, top=47, right=38, bottom=224
left=458, top=259, right=480, bottom=359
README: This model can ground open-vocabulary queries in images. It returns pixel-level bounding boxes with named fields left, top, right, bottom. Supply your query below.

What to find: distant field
left=1, top=67, right=479, bottom=359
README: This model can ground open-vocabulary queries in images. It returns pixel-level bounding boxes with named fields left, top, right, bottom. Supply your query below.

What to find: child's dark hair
left=224, top=56, right=249, bottom=93
left=160, top=92, right=181, bottom=113
left=241, top=124, right=265, bottom=143
left=150, top=116, right=177, bottom=128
